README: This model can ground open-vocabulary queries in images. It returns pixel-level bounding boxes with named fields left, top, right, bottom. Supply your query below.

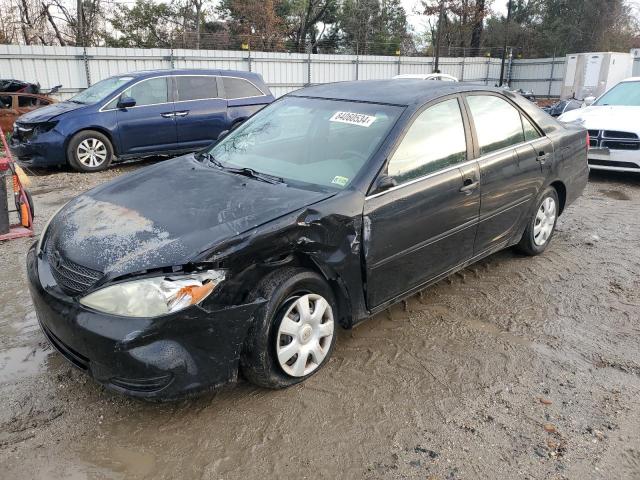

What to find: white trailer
left=561, top=52, right=633, bottom=100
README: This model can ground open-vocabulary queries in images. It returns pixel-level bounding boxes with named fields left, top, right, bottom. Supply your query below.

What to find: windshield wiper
left=199, top=152, right=284, bottom=184
left=226, top=166, right=285, bottom=184
left=198, top=151, right=224, bottom=168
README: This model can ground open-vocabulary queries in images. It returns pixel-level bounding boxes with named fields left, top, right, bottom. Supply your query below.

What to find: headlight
left=33, top=121, right=58, bottom=135
left=79, top=270, right=225, bottom=318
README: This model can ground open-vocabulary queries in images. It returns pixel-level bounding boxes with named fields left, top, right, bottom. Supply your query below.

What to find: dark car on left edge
left=10, top=69, right=274, bottom=172
left=27, top=80, right=588, bottom=400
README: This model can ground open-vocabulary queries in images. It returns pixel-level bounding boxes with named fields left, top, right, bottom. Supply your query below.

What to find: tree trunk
left=434, top=0, right=445, bottom=71
left=470, top=0, right=485, bottom=50
left=43, top=3, right=66, bottom=45
left=195, top=0, right=201, bottom=49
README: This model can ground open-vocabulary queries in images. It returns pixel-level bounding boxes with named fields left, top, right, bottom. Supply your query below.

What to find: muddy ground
left=0, top=162, right=639, bottom=480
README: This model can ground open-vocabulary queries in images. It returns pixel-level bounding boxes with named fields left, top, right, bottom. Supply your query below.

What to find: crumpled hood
left=558, top=105, right=640, bottom=133
left=45, top=156, right=332, bottom=277
left=17, top=101, right=86, bottom=123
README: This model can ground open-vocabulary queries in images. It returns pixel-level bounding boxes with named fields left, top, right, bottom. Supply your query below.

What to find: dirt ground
left=0, top=161, right=639, bottom=480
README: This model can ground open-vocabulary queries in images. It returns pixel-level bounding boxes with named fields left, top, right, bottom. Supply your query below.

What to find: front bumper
left=9, top=129, right=67, bottom=167
left=26, top=245, right=262, bottom=400
left=588, top=147, right=640, bottom=173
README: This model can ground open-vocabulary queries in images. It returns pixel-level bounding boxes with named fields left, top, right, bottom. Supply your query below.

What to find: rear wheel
left=516, top=186, right=559, bottom=256
left=241, top=268, right=337, bottom=389
left=67, top=130, right=113, bottom=172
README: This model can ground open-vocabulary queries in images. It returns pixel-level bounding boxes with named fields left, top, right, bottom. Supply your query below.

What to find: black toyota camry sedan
left=27, top=80, right=588, bottom=400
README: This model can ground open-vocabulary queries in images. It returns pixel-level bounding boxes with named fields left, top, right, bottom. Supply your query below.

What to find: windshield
left=594, top=81, right=640, bottom=106
left=208, top=96, right=403, bottom=190
left=69, top=76, right=133, bottom=104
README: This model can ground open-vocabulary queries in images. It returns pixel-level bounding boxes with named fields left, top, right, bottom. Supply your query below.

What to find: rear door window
left=387, top=98, right=467, bottom=183
left=176, top=76, right=218, bottom=101
left=222, top=77, right=264, bottom=99
left=466, top=95, right=525, bottom=155
left=124, top=77, right=169, bottom=106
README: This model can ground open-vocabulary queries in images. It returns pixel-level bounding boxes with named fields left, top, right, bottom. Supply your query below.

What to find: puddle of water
left=0, top=345, right=51, bottom=384
left=599, top=189, right=630, bottom=201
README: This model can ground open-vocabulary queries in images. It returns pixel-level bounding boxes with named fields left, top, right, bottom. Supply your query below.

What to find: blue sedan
left=10, top=69, right=275, bottom=172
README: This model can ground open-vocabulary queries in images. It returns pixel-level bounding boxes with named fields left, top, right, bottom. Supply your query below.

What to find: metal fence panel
left=1, top=44, right=569, bottom=100
left=510, top=57, right=566, bottom=97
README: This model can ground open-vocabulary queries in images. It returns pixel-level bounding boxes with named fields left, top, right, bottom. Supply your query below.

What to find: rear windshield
left=594, top=81, right=640, bottom=106
left=208, top=96, right=403, bottom=190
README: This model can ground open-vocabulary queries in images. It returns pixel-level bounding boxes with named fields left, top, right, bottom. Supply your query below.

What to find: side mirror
left=217, top=129, right=229, bottom=141
left=375, top=174, right=397, bottom=193
left=583, top=96, right=596, bottom=106
left=117, top=96, right=136, bottom=109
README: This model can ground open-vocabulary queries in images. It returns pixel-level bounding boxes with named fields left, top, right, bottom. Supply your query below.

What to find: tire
left=67, top=130, right=114, bottom=172
left=516, top=186, right=559, bottom=256
left=15, top=188, right=34, bottom=225
left=241, top=268, right=338, bottom=389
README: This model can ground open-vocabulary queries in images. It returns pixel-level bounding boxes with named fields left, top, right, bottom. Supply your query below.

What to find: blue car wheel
left=67, top=130, right=114, bottom=172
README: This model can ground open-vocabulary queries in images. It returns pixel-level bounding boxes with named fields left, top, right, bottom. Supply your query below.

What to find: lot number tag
left=330, top=111, right=376, bottom=127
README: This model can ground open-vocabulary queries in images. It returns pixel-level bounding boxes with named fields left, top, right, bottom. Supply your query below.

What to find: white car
left=558, top=77, right=640, bottom=172
left=392, top=73, right=459, bottom=82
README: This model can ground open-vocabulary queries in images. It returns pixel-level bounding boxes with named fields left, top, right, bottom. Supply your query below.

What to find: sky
left=400, top=0, right=640, bottom=31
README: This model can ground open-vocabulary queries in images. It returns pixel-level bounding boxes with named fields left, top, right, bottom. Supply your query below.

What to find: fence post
left=548, top=51, right=556, bottom=98
left=355, top=55, right=359, bottom=80
left=460, top=48, right=465, bottom=81
left=169, top=46, right=175, bottom=69
left=485, top=56, right=491, bottom=85
left=506, top=47, right=513, bottom=86
left=306, top=47, right=312, bottom=86
left=397, top=53, right=401, bottom=75
left=82, top=45, right=91, bottom=87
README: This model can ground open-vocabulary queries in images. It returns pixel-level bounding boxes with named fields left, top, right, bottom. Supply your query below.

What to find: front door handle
left=459, top=179, right=479, bottom=194
left=174, top=111, right=190, bottom=117
left=537, top=151, right=550, bottom=164
left=160, top=112, right=175, bottom=118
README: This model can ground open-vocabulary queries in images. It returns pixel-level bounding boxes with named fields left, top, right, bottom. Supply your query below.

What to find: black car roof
left=289, top=80, right=502, bottom=106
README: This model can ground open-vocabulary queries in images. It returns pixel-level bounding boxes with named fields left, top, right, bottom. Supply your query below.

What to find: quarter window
left=222, top=77, right=263, bottom=99
left=387, top=98, right=467, bottom=183
left=124, top=77, right=168, bottom=107
left=467, top=95, right=525, bottom=155
left=521, top=114, right=541, bottom=141
left=176, top=76, right=218, bottom=101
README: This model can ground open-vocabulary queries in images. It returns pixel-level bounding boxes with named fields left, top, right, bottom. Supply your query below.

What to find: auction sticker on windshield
left=330, top=111, right=377, bottom=127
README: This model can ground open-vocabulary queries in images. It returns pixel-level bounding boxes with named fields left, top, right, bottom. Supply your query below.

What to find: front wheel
left=67, top=130, right=114, bottom=172
left=241, top=268, right=337, bottom=389
left=516, top=187, right=559, bottom=256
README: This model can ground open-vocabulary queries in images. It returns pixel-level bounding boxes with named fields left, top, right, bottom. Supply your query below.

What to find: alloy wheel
left=533, top=196, right=556, bottom=246
left=77, top=138, right=108, bottom=168
left=276, top=293, right=335, bottom=377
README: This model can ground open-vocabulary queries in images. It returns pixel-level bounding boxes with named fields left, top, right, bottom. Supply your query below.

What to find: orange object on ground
left=0, top=125, right=34, bottom=240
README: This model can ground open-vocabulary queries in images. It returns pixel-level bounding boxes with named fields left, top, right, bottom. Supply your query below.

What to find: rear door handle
left=161, top=112, right=175, bottom=118
left=174, top=111, right=190, bottom=117
left=459, top=179, right=479, bottom=194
